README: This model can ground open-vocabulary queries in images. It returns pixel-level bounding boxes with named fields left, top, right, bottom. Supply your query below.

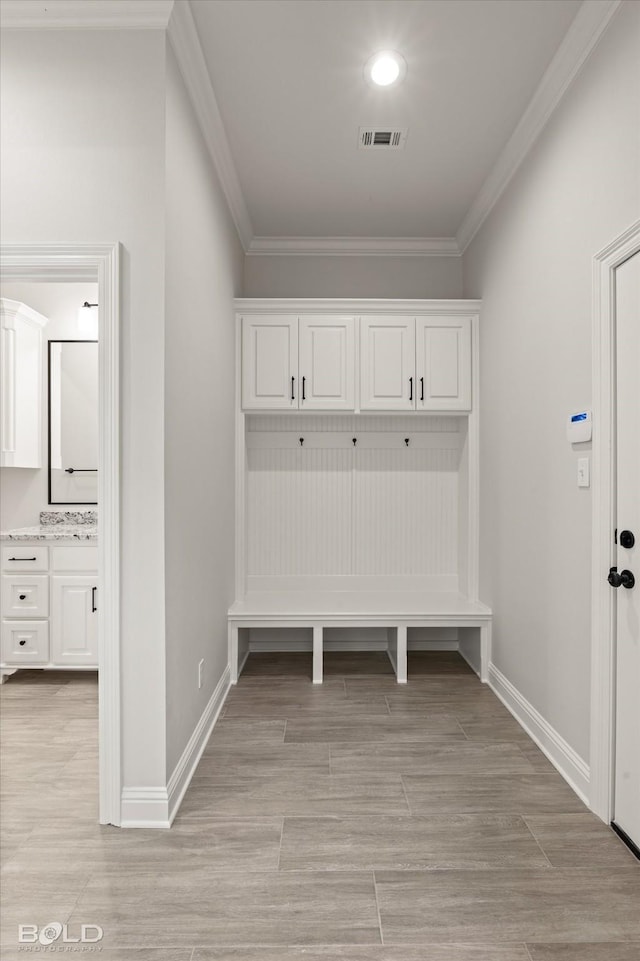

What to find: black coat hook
left=299, top=437, right=304, bottom=446
left=404, top=437, right=410, bottom=446
left=352, top=437, right=357, bottom=446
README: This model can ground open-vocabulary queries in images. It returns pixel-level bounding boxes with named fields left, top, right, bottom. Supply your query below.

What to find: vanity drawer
left=1, top=575, right=49, bottom=617
left=1, top=620, right=49, bottom=664
left=50, top=545, right=98, bottom=572
left=1, top=546, right=48, bottom=572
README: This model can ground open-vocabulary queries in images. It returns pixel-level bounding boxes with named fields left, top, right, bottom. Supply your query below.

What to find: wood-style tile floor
left=1, top=654, right=639, bottom=960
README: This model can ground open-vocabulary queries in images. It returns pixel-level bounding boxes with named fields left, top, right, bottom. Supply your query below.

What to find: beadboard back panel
left=246, top=415, right=460, bottom=581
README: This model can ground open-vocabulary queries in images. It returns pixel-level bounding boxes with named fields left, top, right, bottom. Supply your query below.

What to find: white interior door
left=416, top=316, right=472, bottom=411
left=360, top=316, right=415, bottom=411
left=613, top=248, right=640, bottom=851
left=298, top=315, right=355, bottom=410
left=242, top=315, right=298, bottom=409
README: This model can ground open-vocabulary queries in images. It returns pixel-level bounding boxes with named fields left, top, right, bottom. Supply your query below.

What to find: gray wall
left=1, top=29, right=168, bottom=789
left=463, top=0, right=640, bottom=763
left=244, top=254, right=462, bottom=299
left=164, top=42, right=244, bottom=776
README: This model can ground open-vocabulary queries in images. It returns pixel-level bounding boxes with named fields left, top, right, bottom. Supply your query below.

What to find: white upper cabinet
left=0, top=299, right=48, bottom=468
left=242, top=315, right=298, bottom=409
left=416, top=316, right=472, bottom=411
left=360, top=316, right=415, bottom=411
left=299, top=316, right=355, bottom=410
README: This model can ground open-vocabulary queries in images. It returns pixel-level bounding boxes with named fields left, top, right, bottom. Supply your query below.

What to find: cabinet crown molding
left=235, top=298, right=482, bottom=316
left=0, top=299, right=49, bottom=328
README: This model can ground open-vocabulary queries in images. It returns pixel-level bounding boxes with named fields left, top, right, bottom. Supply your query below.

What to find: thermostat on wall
left=567, top=410, right=592, bottom=444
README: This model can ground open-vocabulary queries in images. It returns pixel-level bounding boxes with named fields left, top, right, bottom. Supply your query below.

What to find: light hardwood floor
left=1, top=653, right=639, bottom=960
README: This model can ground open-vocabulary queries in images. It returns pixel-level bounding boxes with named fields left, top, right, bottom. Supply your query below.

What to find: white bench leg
left=229, top=624, right=239, bottom=684
left=313, top=626, right=323, bottom=684
left=480, top=622, right=491, bottom=683
left=396, top=625, right=407, bottom=684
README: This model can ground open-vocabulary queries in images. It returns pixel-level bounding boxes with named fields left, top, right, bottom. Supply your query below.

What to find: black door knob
left=620, top=530, right=635, bottom=549
left=608, top=567, right=635, bottom=589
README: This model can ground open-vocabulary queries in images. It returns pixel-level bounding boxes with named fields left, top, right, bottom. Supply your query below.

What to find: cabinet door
left=299, top=316, right=355, bottom=410
left=51, top=576, right=98, bottom=665
left=242, top=315, right=298, bottom=409
left=360, top=316, right=415, bottom=410
left=1, top=303, right=46, bottom=468
left=416, top=316, right=472, bottom=411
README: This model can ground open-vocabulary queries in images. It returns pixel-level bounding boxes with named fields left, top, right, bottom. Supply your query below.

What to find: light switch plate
left=577, top=457, right=590, bottom=488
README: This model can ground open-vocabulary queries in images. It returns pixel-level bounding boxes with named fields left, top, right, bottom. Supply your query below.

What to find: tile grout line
left=276, top=815, right=284, bottom=870
left=372, top=870, right=385, bottom=946
left=524, top=943, right=535, bottom=961
left=520, top=814, right=554, bottom=868
left=399, top=775, right=412, bottom=815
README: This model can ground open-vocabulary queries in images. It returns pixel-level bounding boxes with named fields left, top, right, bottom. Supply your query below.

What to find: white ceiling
left=190, top=0, right=582, bottom=241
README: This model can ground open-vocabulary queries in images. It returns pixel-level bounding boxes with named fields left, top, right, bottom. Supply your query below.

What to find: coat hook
left=299, top=437, right=304, bottom=447
left=405, top=437, right=410, bottom=446
left=352, top=437, right=357, bottom=446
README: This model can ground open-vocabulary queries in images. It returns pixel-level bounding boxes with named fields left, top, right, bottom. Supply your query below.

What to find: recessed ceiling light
left=365, top=50, right=407, bottom=88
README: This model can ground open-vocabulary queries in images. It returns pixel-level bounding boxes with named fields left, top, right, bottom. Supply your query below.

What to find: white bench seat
left=228, top=591, right=492, bottom=685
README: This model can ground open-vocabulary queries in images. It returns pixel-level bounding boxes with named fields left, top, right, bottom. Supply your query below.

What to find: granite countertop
left=0, top=510, right=98, bottom=542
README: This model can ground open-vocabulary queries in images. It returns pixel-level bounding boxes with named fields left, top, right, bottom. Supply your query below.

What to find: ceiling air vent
left=358, top=127, right=407, bottom=149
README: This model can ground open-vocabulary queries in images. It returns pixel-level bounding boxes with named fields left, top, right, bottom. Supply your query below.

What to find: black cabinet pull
left=92, top=587, right=98, bottom=612
left=291, top=376, right=295, bottom=400
left=420, top=377, right=424, bottom=401
left=409, top=377, right=413, bottom=402
left=19, top=639, right=26, bottom=646
left=8, top=557, right=37, bottom=562
left=19, top=594, right=26, bottom=600
left=302, top=376, right=306, bottom=401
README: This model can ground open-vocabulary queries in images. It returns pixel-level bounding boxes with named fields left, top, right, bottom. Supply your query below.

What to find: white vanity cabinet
left=1, top=543, right=98, bottom=671
left=242, top=314, right=355, bottom=411
left=0, top=299, right=49, bottom=468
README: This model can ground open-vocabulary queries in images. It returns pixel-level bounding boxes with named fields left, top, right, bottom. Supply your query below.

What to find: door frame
left=590, top=220, right=640, bottom=822
left=0, top=243, right=121, bottom=825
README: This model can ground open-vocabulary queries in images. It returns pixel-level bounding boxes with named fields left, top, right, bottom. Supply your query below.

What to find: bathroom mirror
left=48, top=340, right=98, bottom=504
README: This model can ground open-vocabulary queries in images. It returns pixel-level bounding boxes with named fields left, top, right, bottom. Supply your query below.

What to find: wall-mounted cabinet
left=242, top=314, right=355, bottom=410
left=240, top=306, right=471, bottom=413
left=0, top=299, right=49, bottom=468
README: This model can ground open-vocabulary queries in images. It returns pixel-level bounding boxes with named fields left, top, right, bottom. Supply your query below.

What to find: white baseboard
left=120, top=787, right=171, bottom=829
left=166, top=666, right=231, bottom=824
left=488, top=662, right=590, bottom=805
left=120, top=666, right=231, bottom=829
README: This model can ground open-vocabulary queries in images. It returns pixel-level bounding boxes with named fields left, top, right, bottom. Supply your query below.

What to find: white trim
left=167, top=0, right=253, bottom=251
left=456, top=0, right=623, bottom=253
left=488, top=663, right=590, bottom=806
left=590, top=220, right=640, bottom=822
left=120, top=787, right=170, bottom=829
left=166, top=666, right=231, bottom=824
left=0, top=0, right=174, bottom=29
left=247, top=237, right=460, bottom=258
left=0, top=242, right=121, bottom=827
left=235, top=298, right=482, bottom=316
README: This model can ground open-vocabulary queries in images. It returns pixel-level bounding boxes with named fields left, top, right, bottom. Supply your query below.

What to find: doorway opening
left=0, top=244, right=121, bottom=825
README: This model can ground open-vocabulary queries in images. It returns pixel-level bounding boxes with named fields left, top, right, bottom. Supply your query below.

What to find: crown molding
left=167, top=0, right=253, bottom=250
left=0, top=0, right=174, bottom=29
left=247, top=236, right=461, bottom=257
left=456, top=0, right=623, bottom=254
